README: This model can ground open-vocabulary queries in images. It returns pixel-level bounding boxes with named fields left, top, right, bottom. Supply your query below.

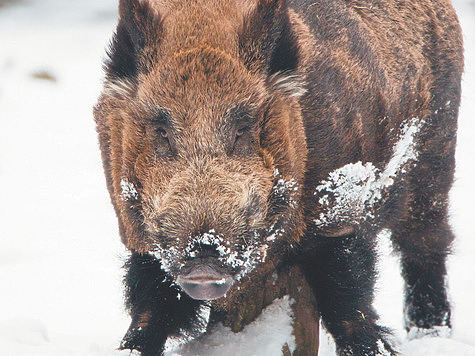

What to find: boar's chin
left=176, top=264, right=233, bottom=300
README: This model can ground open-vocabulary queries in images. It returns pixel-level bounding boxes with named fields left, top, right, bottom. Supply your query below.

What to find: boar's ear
left=105, top=0, right=163, bottom=80
left=239, top=0, right=299, bottom=76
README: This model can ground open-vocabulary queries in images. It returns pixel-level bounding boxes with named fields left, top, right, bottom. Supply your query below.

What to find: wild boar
left=94, top=0, right=463, bottom=355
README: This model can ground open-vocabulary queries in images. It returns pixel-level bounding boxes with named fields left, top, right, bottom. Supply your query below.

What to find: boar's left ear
left=105, top=0, right=163, bottom=80
left=239, top=0, right=299, bottom=76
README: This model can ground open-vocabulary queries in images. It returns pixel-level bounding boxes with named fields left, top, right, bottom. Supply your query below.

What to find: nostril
left=187, top=230, right=226, bottom=258
left=199, top=243, right=220, bottom=257
left=189, top=243, right=220, bottom=258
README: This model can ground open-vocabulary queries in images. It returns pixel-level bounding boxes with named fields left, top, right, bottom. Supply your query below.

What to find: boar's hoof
left=177, top=265, right=233, bottom=300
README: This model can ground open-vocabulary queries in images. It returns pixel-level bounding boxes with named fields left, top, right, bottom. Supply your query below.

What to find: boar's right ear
left=239, top=0, right=299, bottom=76
left=105, top=0, right=163, bottom=81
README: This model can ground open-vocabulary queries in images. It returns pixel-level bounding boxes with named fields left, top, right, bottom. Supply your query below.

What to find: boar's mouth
left=176, top=263, right=233, bottom=300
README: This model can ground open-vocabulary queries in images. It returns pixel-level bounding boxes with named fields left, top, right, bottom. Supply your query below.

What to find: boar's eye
left=157, top=127, right=168, bottom=138
left=228, top=107, right=256, bottom=156
left=153, top=126, right=173, bottom=156
left=236, top=126, right=249, bottom=139
left=148, top=110, right=174, bottom=156
left=232, top=125, right=253, bottom=154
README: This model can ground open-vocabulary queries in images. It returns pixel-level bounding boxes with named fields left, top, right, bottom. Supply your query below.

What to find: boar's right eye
left=228, top=107, right=256, bottom=156
left=148, top=110, right=175, bottom=157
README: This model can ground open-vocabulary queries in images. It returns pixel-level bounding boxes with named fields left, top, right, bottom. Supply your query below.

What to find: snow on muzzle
left=152, top=230, right=269, bottom=298
left=176, top=264, right=234, bottom=300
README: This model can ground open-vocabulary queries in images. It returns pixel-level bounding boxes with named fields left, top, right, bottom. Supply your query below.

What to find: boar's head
left=94, top=0, right=308, bottom=300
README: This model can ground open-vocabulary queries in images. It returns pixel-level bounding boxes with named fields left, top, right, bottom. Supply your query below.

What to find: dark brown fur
left=94, top=0, right=463, bottom=354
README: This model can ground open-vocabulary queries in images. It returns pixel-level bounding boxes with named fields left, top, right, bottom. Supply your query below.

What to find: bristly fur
left=104, top=77, right=137, bottom=98
left=121, top=253, right=206, bottom=356
left=94, top=0, right=463, bottom=354
left=239, top=0, right=300, bottom=75
left=104, top=19, right=137, bottom=80
left=268, top=72, right=307, bottom=98
left=105, top=0, right=162, bottom=80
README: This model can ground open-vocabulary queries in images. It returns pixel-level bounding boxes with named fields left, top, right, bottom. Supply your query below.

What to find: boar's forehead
left=135, top=48, right=266, bottom=123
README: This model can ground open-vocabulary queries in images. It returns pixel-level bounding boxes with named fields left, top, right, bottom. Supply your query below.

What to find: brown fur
left=94, top=0, right=463, bottom=354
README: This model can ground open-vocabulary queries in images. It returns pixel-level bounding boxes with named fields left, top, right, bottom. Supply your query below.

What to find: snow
left=167, top=297, right=296, bottom=356
left=407, top=325, right=452, bottom=340
left=273, top=176, right=299, bottom=208
left=152, top=229, right=269, bottom=280
left=120, top=178, right=139, bottom=201
left=164, top=304, right=211, bottom=353
left=0, top=0, right=474, bottom=355
left=314, top=118, right=422, bottom=227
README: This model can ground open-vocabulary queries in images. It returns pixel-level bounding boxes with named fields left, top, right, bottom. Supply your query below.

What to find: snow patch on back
left=314, top=118, right=423, bottom=227
left=165, top=296, right=296, bottom=355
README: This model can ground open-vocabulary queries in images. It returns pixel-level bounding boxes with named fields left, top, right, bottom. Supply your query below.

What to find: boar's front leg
left=120, top=252, right=205, bottom=356
left=389, top=123, right=456, bottom=335
left=301, top=233, right=396, bottom=356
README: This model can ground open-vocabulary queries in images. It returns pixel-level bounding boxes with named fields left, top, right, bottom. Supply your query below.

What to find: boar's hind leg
left=390, top=107, right=458, bottom=335
left=120, top=252, right=205, bottom=356
left=301, top=234, right=396, bottom=355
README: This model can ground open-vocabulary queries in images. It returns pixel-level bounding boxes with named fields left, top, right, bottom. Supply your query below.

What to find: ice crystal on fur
left=185, top=230, right=232, bottom=258
left=152, top=229, right=268, bottom=280
left=265, top=220, right=286, bottom=243
left=151, top=244, right=185, bottom=273
left=314, top=118, right=423, bottom=227
left=120, top=178, right=138, bottom=201
left=273, top=175, right=299, bottom=208
left=273, top=178, right=298, bottom=196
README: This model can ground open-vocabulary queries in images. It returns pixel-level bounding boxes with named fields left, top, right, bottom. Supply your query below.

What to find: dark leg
left=390, top=141, right=455, bottom=335
left=389, top=3, right=463, bottom=336
left=390, top=72, right=458, bottom=334
left=401, top=246, right=452, bottom=334
left=391, top=182, right=454, bottom=336
left=120, top=252, right=207, bottom=356
left=301, top=233, right=396, bottom=355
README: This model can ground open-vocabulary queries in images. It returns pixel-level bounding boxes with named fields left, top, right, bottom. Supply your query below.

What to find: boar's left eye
left=157, top=127, right=168, bottom=138
left=236, top=126, right=249, bottom=139
left=232, top=125, right=253, bottom=154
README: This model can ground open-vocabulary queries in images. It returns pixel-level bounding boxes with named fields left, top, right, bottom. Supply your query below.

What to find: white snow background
left=0, top=0, right=473, bottom=355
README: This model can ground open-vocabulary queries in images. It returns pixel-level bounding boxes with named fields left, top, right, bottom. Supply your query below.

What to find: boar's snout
left=177, top=263, right=233, bottom=300
left=144, top=158, right=274, bottom=287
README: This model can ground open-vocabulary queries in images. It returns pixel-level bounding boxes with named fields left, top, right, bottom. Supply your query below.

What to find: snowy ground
left=0, top=0, right=473, bottom=355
